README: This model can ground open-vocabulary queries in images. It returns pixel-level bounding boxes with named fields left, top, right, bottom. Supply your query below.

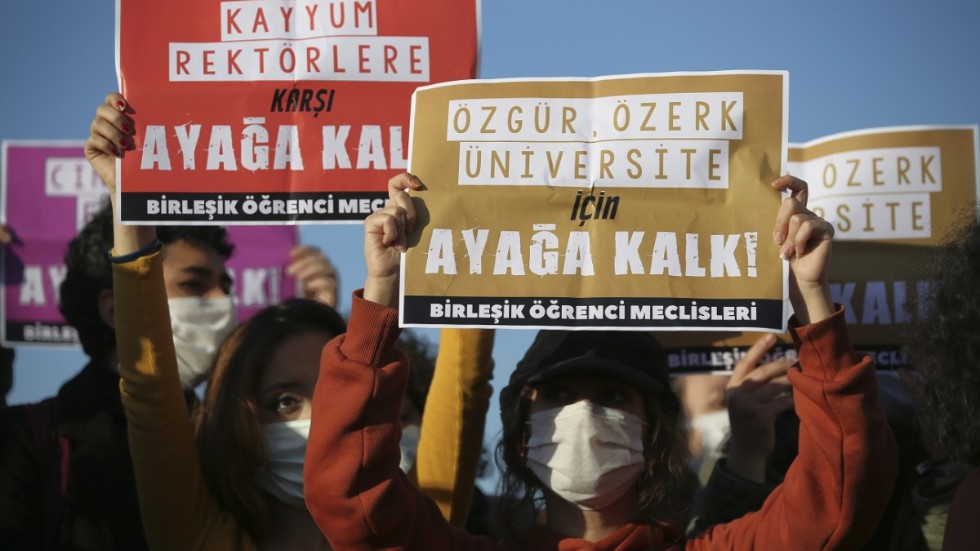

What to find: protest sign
left=401, top=72, right=789, bottom=331
left=790, top=125, right=980, bottom=369
left=656, top=125, right=980, bottom=373
left=658, top=330, right=797, bottom=375
left=1, top=141, right=299, bottom=347
left=116, top=0, right=479, bottom=224
left=224, top=226, right=300, bottom=321
left=0, top=142, right=101, bottom=347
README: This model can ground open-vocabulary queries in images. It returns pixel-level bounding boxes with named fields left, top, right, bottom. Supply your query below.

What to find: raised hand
left=84, top=93, right=136, bottom=200
left=725, top=334, right=795, bottom=483
left=288, top=245, right=340, bottom=308
left=362, top=173, right=424, bottom=307
left=771, top=175, right=835, bottom=324
left=84, top=93, right=150, bottom=255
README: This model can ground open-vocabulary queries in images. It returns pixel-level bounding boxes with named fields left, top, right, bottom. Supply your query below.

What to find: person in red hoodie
left=304, top=173, right=897, bottom=550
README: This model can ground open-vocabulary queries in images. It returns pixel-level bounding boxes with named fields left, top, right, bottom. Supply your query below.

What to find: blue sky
left=2, top=0, right=979, bottom=485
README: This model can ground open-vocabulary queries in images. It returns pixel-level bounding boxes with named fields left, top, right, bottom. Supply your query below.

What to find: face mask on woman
left=525, top=400, right=646, bottom=510
left=256, top=419, right=310, bottom=509
left=168, top=295, right=237, bottom=390
left=688, top=409, right=731, bottom=474
left=399, top=424, right=420, bottom=473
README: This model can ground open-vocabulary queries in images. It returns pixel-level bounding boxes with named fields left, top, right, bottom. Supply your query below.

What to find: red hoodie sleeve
left=304, top=292, right=500, bottom=551
left=688, top=307, right=897, bottom=550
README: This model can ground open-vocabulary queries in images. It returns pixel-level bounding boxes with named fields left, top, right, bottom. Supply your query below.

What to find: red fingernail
left=115, top=101, right=126, bottom=111
left=120, top=137, right=130, bottom=149
left=122, top=123, right=131, bottom=134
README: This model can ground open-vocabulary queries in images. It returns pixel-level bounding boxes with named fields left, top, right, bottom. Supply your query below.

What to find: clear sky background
left=2, top=0, right=979, bottom=487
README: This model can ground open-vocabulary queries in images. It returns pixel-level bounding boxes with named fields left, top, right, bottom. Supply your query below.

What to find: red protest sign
left=116, top=0, right=479, bottom=224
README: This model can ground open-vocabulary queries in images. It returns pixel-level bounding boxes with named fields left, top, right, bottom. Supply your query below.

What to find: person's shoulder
left=55, top=361, right=122, bottom=423
left=1, top=401, right=34, bottom=436
left=0, top=397, right=52, bottom=471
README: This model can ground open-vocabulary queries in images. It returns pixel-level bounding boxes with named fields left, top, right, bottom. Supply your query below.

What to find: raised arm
left=413, top=327, right=495, bottom=525
left=89, top=93, right=254, bottom=550
left=688, top=176, right=897, bottom=550
left=304, top=174, right=500, bottom=550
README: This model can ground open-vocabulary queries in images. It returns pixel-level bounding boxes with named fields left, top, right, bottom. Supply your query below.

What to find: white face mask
left=168, top=295, right=237, bottom=390
left=526, top=401, right=646, bottom=510
left=255, top=419, right=310, bottom=509
left=688, top=409, right=731, bottom=474
left=400, top=424, right=420, bottom=473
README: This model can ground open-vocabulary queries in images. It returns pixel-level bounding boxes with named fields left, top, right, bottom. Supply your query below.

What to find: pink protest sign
left=225, top=225, right=300, bottom=321
left=1, top=141, right=299, bottom=347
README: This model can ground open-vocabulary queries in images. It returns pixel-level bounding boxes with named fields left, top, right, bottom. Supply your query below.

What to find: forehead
left=534, top=372, right=633, bottom=389
left=161, top=239, right=224, bottom=268
left=257, top=330, right=331, bottom=390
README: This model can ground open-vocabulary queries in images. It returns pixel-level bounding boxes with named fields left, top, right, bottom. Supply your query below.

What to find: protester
left=83, top=91, right=343, bottom=549
left=906, top=212, right=980, bottom=550
left=90, top=92, right=495, bottom=548
left=0, top=199, right=234, bottom=550
left=656, top=215, right=973, bottom=551
left=303, top=172, right=897, bottom=549
left=293, top=242, right=496, bottom=527
left=675, top=373, right=731, bottom=478
left=686, top=334, right=797, bottom=535
left=169, top=300, right=348, bottom=549
left=0, top=91, right=348, bottom=549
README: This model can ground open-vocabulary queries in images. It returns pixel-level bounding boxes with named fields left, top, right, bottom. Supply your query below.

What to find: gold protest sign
left=401, top=72, right=789, bottom=331
left=657, top=126, right=980, bottom=373
left=790, top=125, right=980, bottom=369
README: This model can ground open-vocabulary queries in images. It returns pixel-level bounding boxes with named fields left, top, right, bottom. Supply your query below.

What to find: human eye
left=266, top=394, right=302, bottom=417
left=178, top=278, right=207, bottom=294
left=538, top=382, right=573, bottom=404
left=597, top=383, right=632, bottom=407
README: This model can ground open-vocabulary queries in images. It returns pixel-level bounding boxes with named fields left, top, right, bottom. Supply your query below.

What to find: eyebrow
left=181, top=265, right=218, bottom=278
left=259, top=382, right=305, bottom=397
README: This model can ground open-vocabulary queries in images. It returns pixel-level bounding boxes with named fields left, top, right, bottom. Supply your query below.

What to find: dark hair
left=59, top=200, right=234, bottom=358
left=157, top=225, right=235, bottom=260
left=0, top=346, right=14, bottom=401
left=398, top=329, right=436, bottom=414
left=908, top=211, right=980, bottom=465
left=495, top=375, right=694, bottom=537
left=59, top=201, right=115, bottom=358
left=192, top=298, right=346, bottom=542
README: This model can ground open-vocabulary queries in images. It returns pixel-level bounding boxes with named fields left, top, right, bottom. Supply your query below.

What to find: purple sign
left=225, top=226, right=299, bottom=322
left=1, top=141, right=298, bottom=347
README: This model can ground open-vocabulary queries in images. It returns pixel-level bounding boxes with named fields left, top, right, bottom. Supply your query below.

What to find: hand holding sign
left=84, top=93, right=153, bottom=256
left=84, top=93, right=136, bottom=202
left=772, top=176, right=835, bottom=324
left=363, top=173, right=424, bottom=308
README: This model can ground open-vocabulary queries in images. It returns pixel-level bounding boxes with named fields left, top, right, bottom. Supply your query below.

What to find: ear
left=98, top=289, right=115, bottom=330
